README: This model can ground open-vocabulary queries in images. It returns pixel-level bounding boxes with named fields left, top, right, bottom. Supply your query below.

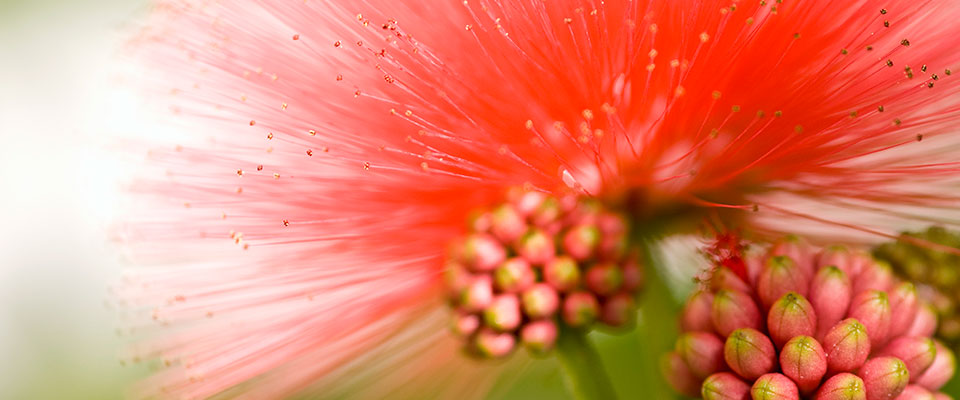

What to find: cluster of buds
left=444, top=189, right=643, bottom=358
left=664, top=236, right=956, bottom=400
left=874, top=226, right=960, bottom=344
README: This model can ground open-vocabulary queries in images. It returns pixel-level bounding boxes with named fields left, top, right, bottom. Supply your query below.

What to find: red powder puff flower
left=117, top=0, right=960, bottom=398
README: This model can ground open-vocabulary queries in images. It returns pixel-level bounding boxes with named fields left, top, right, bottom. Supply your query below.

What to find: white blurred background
left=0, top=0, right=150, bottom=397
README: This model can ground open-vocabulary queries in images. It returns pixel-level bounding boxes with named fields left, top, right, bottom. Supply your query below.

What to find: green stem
left=633, top=238, right=684, bottom=400
left=556, top=327, right=618, bottom=400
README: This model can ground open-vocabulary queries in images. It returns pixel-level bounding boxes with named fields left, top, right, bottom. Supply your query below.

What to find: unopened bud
left=562, top=291, right=599, bottom=327
left=461, top=234, right=506, bottom=272
left=711, top=266, right=753, bottom=293
left=767, top=292, right=817, bottom=349
left=621, top=258, right=643, bottom=291
left=809, top=266, right=851, bottom=340
left=858, top=356, right=909, bottom=400
left=934, top=392, right=953, bottom=400
left=888, top=282, right=920, bottom=338
left=682, top=291, right=715, bottom=333
left=815, top=373, right=865, bottom=400
left=520, top=319, right=558, bottom=354
left=662, top=352, right=702, bottom=398
left=483, top=294, right=522, bottom=332
left=516, top=228, right=555, bottom=265
left=530, top=196, right=562, bottom=227
left=898, top=385, right=937, bottom=400
left=905, top=303, right=938, bottom=338
left=712, top=289, right=763, bottom=337
left=880, top=337, right=936, bottom=379
left=847, top=290, right=891, bottom=348
left=473, top=328, right=515, bottom=358
left=853, top=260, right=894, bottom=295
left=521, top=283, right=560, bottom=319
left=544, top=256, right=581, bottom=292
left=512, top=191, right=545, bottom=217
left=600, top=292, right=636, bottom=327
left=818, top=246, right=863, bottom=278
left=460, top=275, right=494, bottom=312
left=769, top=235, right=816, bottom=279
left=490, top=204, right=526, bottom=243
left=450, top=313, right=480, bottom=337
left=701, top=372, right=751, bottom=400
left=677, top=331, right=726, bottom=379
left=563, top=224, right=601, bottom=261
left=751, top=373, right=800, bottom=400
left=823, top=318, right=871, bottom=374
left=915, top=341, right=956, bottom=391
left=494, top=258, right=535, bottom=293
left=779, top=336, right=827, bottom=394
left=585, top=263, right=624, bottom=295
left=443, top=262, right=473, bottom=300
left=724, top=328, right=776, bottom=380
left=758, top=255, right=809, bottom=310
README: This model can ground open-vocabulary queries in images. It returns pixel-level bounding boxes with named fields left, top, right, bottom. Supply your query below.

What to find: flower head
left=119, top=0, right=960, bottom=397
left=664, top=238, right=956, bottom=399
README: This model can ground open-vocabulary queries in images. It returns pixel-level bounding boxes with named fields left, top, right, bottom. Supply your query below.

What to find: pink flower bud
left=905, top=303, right=938, bottom=338
left=933, top=392, right=953, bottom=400
left=544, top=256, right=581, bottom=292
left=563, top=224, right=601, bottom=261
left=823, top=318, right=871, bottom=374
left=443, top=262, right=473, bottom=300
left=677, top=331, right=727, bottom=379
left=531, top=196, right=561, bottom=227
left=769, top=235, right=816, bottom=280
left=858, top=356, right=909, bottom=400
left=682, top=291, right=715, bottom=333
left=516, top=228, right=556, bottom=266
left=701, top=372, right=750, bottom=400
left=562, top=291, right=599, bottom=327
left=898, top=385, right=937, bottom=400
left=600, top=292, right=636, bottom=327
left=662, top=352, right=702, bottom=398
left=520, top=319, right=557, bottom=354
left=585, top=263, right=624, bottom=296
left=493, top=258, right=535, bottom=293
left=852, top=261, right=894, bottom=295
left=847, top=290, right=891, bottom=348
left=751, top=373, right=800, bottom=400
left=915, top=341, right=956, bottom=391
left=880, top=337, right=937, bottom=380
left=473, top=328, right=515, bottom=358
left=521, top=283, right=560, bottom=319
left=724, top=328, right=776, bottom=380
left=779, top=335, right=827, bottom=395
left=817, top=246, right=863, bottom=278
left=887, top=282, right=920, bottom=338
left=512, top=190, right=545, bottom=217
left=460, top=275, right=494, bottom=312
left=483, top=294, right=522, bottom=332
left=809, top=266, right=852, bottom=341
left=758, top=255, right=809, bottom=310
left=711, top=267, right=753, bottom=293
left=449, top=312, right=480, bottom=337
left=767, top=292, right=817, bottom=349
left=461, top=234, right=507, bottom=272
left=621, top=258, right=643, bottom=291
left=467, top=211, right=493, bottom=233
left=814, top=373, right=865, bottom=400
left=712, top=290, right=763, bottom=337
left=490, top=204, right=526, bottom=243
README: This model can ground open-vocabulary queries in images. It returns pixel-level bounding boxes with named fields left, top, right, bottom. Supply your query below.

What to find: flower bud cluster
left=664, top=237, right=956, bottom=400
left=874, top=226, right=960, bottom=345
left=444, top=190, right=642, bottom=358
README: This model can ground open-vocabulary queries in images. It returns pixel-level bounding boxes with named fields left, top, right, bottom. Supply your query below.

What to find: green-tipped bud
left=562, top=291, right=599, bottom=327
left=809, top=266, right=852, bottom=340
left=585, top=263, right=623, bottom=296
left=682, top=291, right=715, bottom=333
left=544, top=256, right=580, bottom=292
left=711, top=266, right=753, bottom=293
left=853, top=260, right=894, bottom=295
left=677, top=331, right=726, bottom=379
left=767, top=292, right=817, bottom=349
left=562, top=224, right=601, bottom=261
left=460, top=234, right=507, bottom=272
left=779, top=336, right=827, bottom=395
left=521, top=283, right=559, bottom=319
left=494, top=258, right=535, bottom=293
left=483, top=294, right=522, bottom=332
left=449, top=312, right=480, bottom=337
left=724, top=328, right=776, bottom=380
left=600, top=292, right=636, bottom=327
left=915, top=341, right=956, bottom=391
left=473, top=328, right=515, bottom=358
left=712, top=289, right=763, bottom=337
left=858, top=356, right=909, bottom=400
left=758, top=255, right=809, bottom=310
left=520, top=320, right=557, bottom=354
left=880, top=337, right=937, bottom=380
left=815, top=373, right=866, bottom=400
left=906, top=303, right=938, bottom=338
left=490, top=204, right=526, bottom=243
left=848, top=290, right=892, bottom=348
left=888, top=282, right=920, bottom=338
left=516, top=228, right=555, bottom=266
left=701, top=372, right=751, bottom=400
left=459, top=275, right=494, bottom=312
left=823, top=318, right=871, bottom=374
left=751, top=373, right=800, bottom=400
